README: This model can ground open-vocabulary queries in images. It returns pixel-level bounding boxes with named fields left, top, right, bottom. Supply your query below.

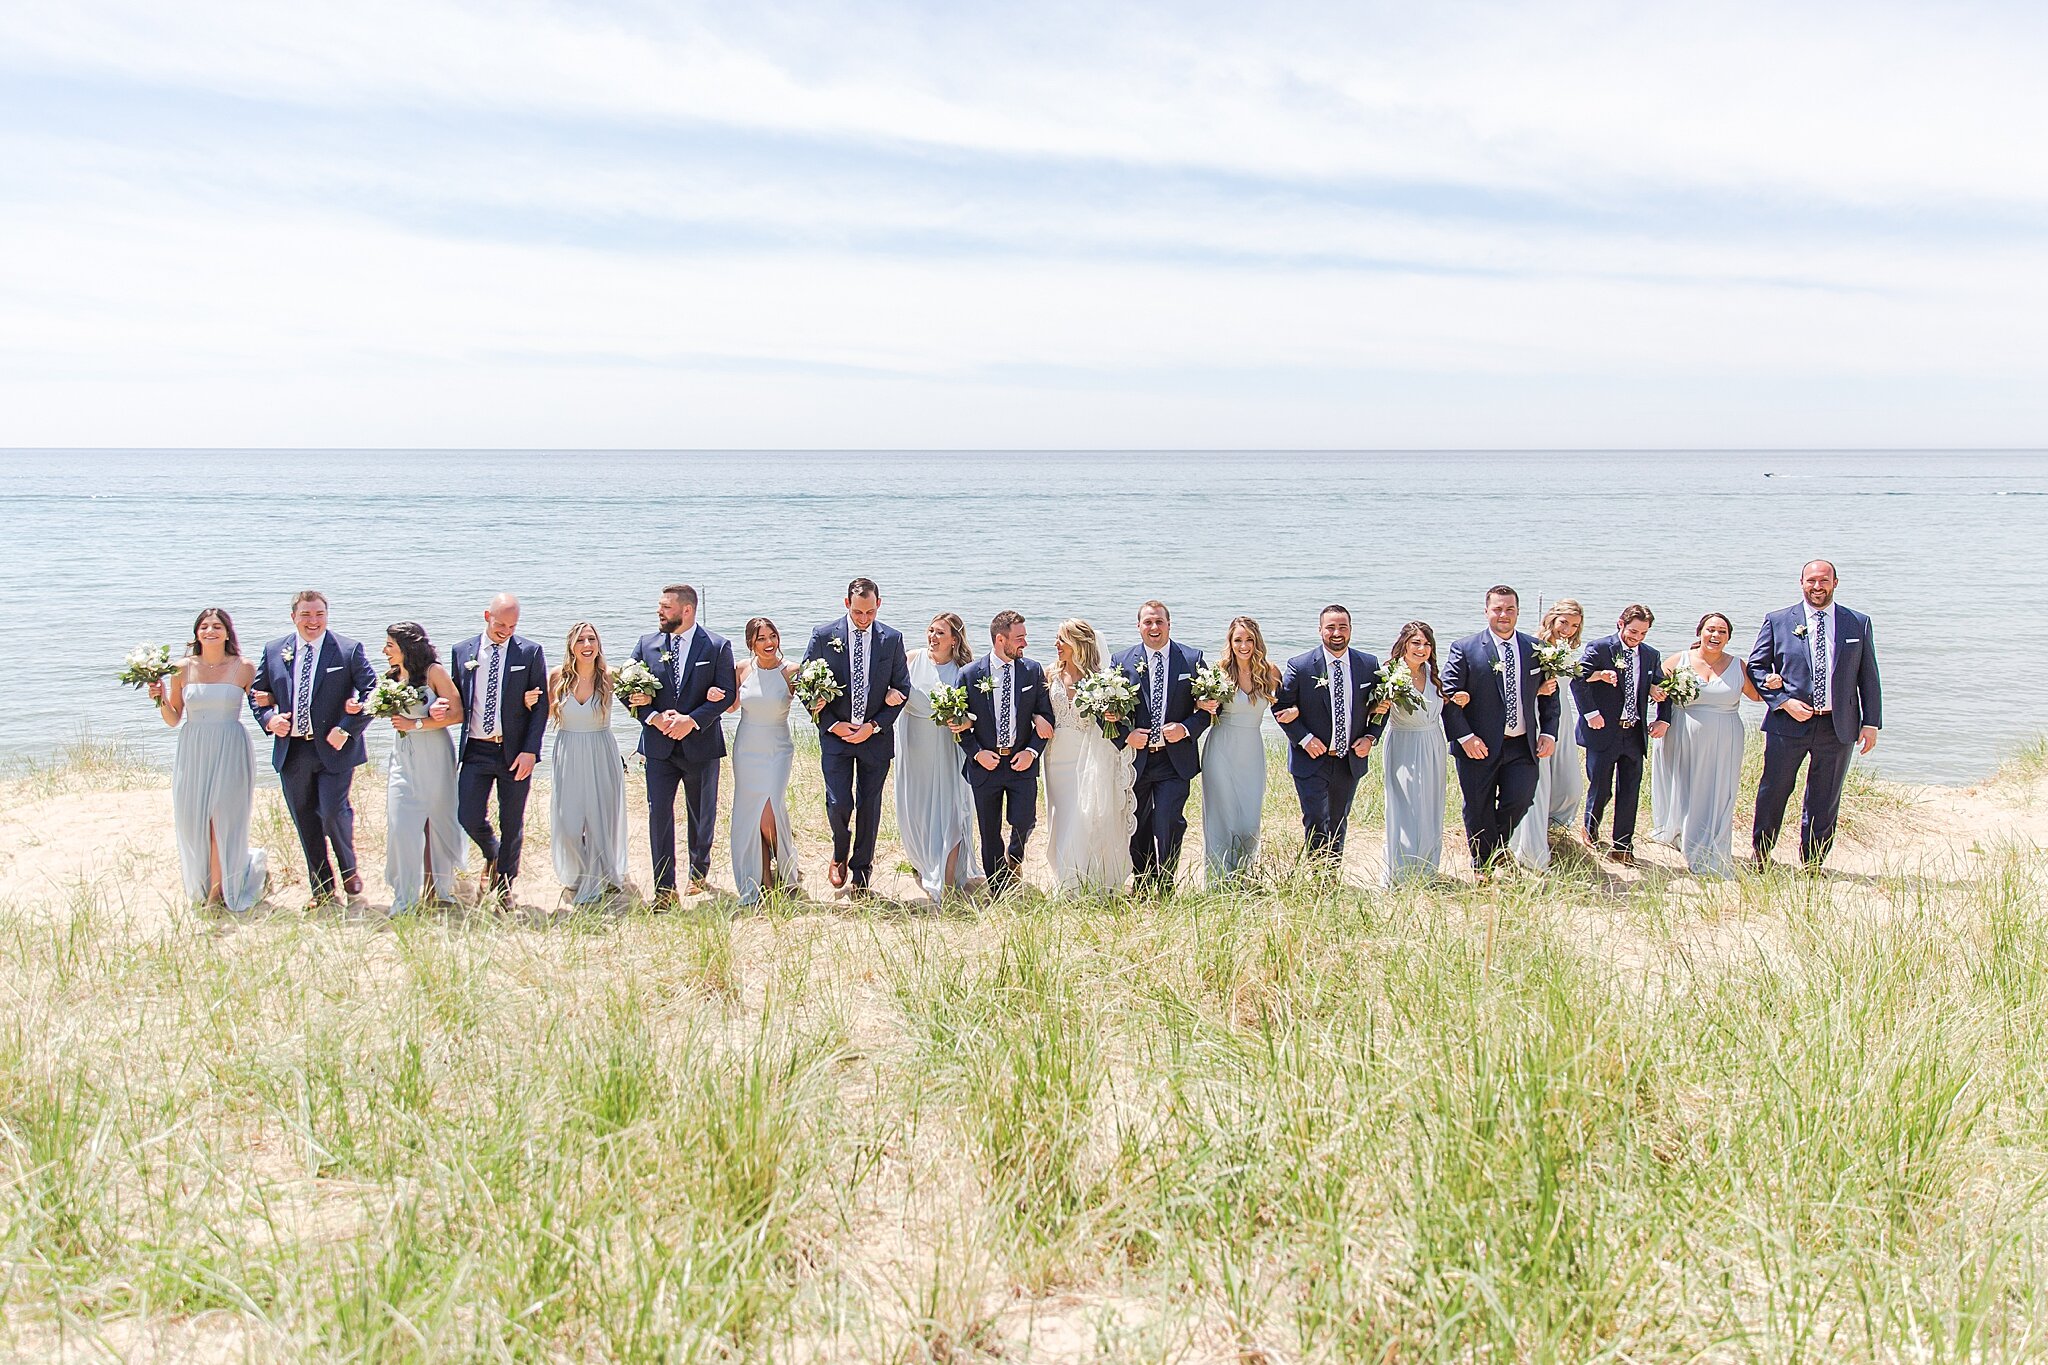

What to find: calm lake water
left=3, top=449, right=2040, bottom=784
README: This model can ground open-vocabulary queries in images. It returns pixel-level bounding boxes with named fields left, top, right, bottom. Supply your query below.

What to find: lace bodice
left=1049, top=672, right=1088, bottom=730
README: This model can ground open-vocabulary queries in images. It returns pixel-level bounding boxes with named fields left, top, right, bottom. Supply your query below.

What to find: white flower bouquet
left=363, top=676, right=426, bottom=719
left=793, top=658, right=843, bottom=714
left=1658, top=668, right=1703, bottom=706
left=1372, top=658, right=1424, bottom=717
left=1189, top=661, right=1235, bottom=712
left=1532, top=640, right=1583, bottom=682
left=928, top=683, right=971, bottom=741
left=611, top=660, right=660, bottom=706
left=1074, top=668, right=1139, bottom=740
left=117, top=643, right=179, bottom=691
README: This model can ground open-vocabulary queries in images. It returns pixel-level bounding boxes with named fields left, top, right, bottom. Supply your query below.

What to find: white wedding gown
left=1044, top=671, right=1138, bottom=894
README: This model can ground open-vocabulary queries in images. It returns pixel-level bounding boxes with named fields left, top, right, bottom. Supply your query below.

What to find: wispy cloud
left=1, top=0, right=2044, bottom=446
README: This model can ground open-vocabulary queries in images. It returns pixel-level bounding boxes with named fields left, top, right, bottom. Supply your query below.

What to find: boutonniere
left=1492, top=660, right=1506, bottom=674
left=281, top=645, right=295, bottom=665
left=1793, top=624, right=1809, bottom=639
left=465, top=658, right=480, bottom=671
left=1134, top=659, right=1147, bottom=674
left=658, top=650, right=673, bottom=665
left=976, top=678, right=994, bottom=694
left=1314, top=675, right=1330, bottom=690
left=829, top=637, right=845, bottom=653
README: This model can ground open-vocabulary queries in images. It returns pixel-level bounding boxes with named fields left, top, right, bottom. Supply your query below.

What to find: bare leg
left=943, top=840, right=959, bottom=892
left=422, top=825, right=435, bottom=902
left=759, top=803, right=778, bottom=892
left=207, top=823, right=224, bottom=904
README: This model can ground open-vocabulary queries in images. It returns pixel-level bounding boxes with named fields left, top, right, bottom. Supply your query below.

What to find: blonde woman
left=1511, top=597, right=1586, bottom=869
left=1043, top=618, right=1137, bottom=893
left=896, top=612, right=980, bottom=902
left=1199, top=615, right=1284, bottom=880
left=548, top=622, right=629, bottom=904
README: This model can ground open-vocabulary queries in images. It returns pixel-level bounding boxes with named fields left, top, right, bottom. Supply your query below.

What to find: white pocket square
left=1842, top=637, right=1861, bottom=644
left=694, top=660, right=710, bottom=667
left=508, top=664, right=525, bottom=672
left=325, top=666, right=342, bottom=672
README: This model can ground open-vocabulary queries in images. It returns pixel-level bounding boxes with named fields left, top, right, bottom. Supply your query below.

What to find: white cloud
left=0, top=0, right=2044, bottom=445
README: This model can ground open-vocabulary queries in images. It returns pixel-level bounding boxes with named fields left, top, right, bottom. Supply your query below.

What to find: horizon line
left=6, top=446, right=2047, bottom=456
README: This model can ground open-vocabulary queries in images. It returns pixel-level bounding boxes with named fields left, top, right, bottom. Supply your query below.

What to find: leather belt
left=995, top=745, right=1015, bottom=756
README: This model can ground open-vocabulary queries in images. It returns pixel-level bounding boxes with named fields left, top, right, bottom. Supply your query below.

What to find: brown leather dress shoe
left=828, top=861, right=848, bottom=889
left=343, top=873, right=365, bottom=897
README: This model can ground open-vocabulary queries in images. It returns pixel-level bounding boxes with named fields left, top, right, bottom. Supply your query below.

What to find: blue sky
left=2, top=0, right=2044, bottom=447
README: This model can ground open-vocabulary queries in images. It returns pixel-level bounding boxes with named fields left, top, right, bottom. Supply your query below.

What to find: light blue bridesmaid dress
left=1649, top=659, right=1691, bottom=846
left=385, top=691, right=465, bottom=910
left=1201, top=688, right=1267, bottom=880
left=1380, top=679, right=1448, bottom=886
left=1511, top=667, right=1582, bottom=868
left=549, top=688, right=629, bottom=903
left=172, top=682, right=269, bottom=911
left=895, top=650, right=978, bottom=901
left=730, top=663, right=801, bottom=906
left=1677, top=654, right=1747, bottom=876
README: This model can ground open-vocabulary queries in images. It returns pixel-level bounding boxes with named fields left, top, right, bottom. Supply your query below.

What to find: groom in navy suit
left=1570, top=603, right=1671, bottom=864
left=957, top=611, right=1056, bottom=895
left=1748, top=559, right=1882, bottom=867
left=1112, top=600, right=1209, bottom=892
left=450, top=593, right=547, bottom=900
left=1275, top=604, right=1385, bottom=861
left=249, top=590, right=378, bottom=903
left=628, top=584, right=736, bottom=906
left=802, top=577, right=912, bottom=895
left=1442, top=585, right=1560, bottom=873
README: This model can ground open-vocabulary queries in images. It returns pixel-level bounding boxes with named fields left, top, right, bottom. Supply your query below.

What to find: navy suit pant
left=972, top=766, right=1039, bottom=891
left=1752, top=727, right=1853, bottom=865
left=458, top=739, right=533, bottom=883
left=647, top=751, right=719, bottom=890
left=823, top=743, right=890, bottom=886
left=1582, top=743, right=1646, bottom=851
left=1454, top=744, right=1539, bottom=869
left=1292, top=755, right=1364, bottom=860
left=280, top=738, right=358, bottom=897
left=1130, top=748, right=1192, bottom=890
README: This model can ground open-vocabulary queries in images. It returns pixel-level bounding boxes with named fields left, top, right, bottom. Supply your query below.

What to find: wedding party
left=133, top=560, right=1882, bottom=916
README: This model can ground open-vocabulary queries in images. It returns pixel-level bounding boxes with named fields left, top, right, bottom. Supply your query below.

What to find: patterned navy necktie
left=1811, top=612, right=1829, bottom=710
left=851, top=627, right=869, bottom=725
left=482, top=642, right=502, bottom=737
left=997, top=660, right=1012, bottom=747
left=1501, top=636, right=1522, bottom=722
left=1620, top=647, right=1638, bottom=724
left=294, top=641, right=315, bottom=738
left=1330, top=654, right=1347, bottom=749
left=1150, top=650, right=1166, bottom=743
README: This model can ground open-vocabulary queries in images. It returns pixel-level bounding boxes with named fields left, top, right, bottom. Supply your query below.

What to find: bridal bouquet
left=792, top=659, right=843, bottom=714
left=611, top=660, right=660, bottom=706
left=1532, top=640, right=1583, bottom=682
left=117, top=643, right=179, bottom=691
left=1189, top=661, right=1235, bottom=712
left=1658, top=668, right=1703, bottom=706
left=928, top=683, right=971, bottom=741
left=1371, top=658, right=1424, bottom=718
left=363, top=677, right=426, bottom=719
left=1074, top=668, right=1138, bottom=740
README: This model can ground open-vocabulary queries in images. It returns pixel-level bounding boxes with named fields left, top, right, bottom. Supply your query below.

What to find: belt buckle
left=996, top=745, right=1013, bottom=756
left=1621, top=719, right=1637, bottom=729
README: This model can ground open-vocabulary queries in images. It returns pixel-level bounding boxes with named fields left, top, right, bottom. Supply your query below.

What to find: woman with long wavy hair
left=149, top=607, right=270, bottom=911
left=380, top=621, right=466, bottom=911
left=1043, top=618, right=1137, bottom=893
left=1380, top=620, right=1449, bottom=886
left=896, top=611, right=980, bottom=902
left=728, top=616, right=803, bottom=906
left=1199, top=615, right=1284, bottom=880
left=548, top=621, right=629, bottom=904
left=1511, top=597, right=1586, bottom=869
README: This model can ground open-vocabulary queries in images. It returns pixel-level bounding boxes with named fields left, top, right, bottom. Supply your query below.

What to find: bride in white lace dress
left=1044, top=619, right=1137, bottom=894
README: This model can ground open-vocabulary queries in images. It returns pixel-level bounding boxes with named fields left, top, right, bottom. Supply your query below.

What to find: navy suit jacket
left=801, top=617, right=913, bottom=761
left=1569, top=633, right=1671, bottom=754
left=956, top=654, right=1056, bottom=788
left=249, top=632, right=377, bottom=773
left=449, top=634, right=549, bottom=760
left=1111, top=640, right=1210, bottom=780
left=629, top=626, right=736, bottom=765
left=1441, top=629, right=1560, bottom=762
left=1275, top=647, right=1385, bottom=779
left=1747, top=603, right=1881, bottom=746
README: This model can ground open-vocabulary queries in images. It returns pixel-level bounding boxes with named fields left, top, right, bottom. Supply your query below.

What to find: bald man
left=451, top=593, right=549, bottom=901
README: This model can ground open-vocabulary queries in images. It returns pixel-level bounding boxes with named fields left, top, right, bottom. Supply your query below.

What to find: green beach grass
left=2, top=735, right=2045, bottom=1360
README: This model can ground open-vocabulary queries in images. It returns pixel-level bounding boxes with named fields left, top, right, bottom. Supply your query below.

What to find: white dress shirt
left=1806, top=602, right=1837, bottom=712
left=290, top=630, right=328, bottom=738
left=1495, top=631, right=1525, bottom=736
left=474, top=635, right=513, bottom=740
